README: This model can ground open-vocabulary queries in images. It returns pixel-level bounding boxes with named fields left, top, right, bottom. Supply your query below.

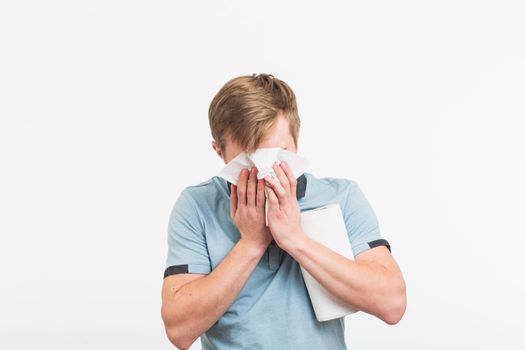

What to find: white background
left=1, top=1, right=524, bottom=349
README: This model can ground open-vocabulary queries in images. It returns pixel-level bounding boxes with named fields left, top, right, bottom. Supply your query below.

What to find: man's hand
left=230, top=167, right=273, bottom=249
left=263, top=160, right=306, bottom=251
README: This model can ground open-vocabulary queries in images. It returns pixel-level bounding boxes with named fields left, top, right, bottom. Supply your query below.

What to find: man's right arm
left=161, top=238, right=267, bottom=350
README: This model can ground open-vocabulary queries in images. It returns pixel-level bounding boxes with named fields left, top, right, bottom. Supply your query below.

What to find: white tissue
left=217, top=147, right=309, bottom=185
left=217, top=147, right=309, bottom=225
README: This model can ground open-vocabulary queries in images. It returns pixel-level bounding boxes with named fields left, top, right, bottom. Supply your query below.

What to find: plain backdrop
left=1, top=1, right=524, bottom=349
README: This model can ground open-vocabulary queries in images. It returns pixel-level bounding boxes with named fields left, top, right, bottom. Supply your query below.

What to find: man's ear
left=211, top=140, right=226, bottom=162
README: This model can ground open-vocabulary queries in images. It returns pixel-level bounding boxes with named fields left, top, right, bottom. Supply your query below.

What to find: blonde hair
left=208, top=73, right=301, bottom=155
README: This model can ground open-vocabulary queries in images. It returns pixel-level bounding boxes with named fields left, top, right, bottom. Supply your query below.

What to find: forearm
left=286, top=234, right=405, bottom=323
left=164, top=238, right=267, bottom=347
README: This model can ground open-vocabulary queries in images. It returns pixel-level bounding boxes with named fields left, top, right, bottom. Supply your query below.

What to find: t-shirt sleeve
left=341, top=180, right=391, bottom=257
left=163, top=189, right=212, bottom=278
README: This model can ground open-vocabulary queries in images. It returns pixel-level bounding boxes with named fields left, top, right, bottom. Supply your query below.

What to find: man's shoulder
left=178, top=176, right=224, bottom=206
left=181, top=176, right=216, bottom=192
left=304, top=172, right=358, bottom=195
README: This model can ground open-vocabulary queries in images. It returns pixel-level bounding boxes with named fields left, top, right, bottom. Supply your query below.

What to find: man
left=161, top=73, right=407, bottom=349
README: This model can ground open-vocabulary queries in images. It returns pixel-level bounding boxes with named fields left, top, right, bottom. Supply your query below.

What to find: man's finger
left=265, top=185, right=279, bottom=209
left=237, top=168, right=249, bottom=206
left=272, top=162, right=290, bottom=192
left=256, top=179, right=265, bottom=209
left=279, top=161, right=297, bottom=196
left=264, top=174, right=288, bottom=204
left=247, top=167, right=257, bottom=207
left=230, top=183, right=238, bottom=218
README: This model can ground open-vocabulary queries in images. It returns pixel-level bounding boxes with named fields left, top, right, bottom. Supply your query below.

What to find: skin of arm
left=264, top=160, right=407, bottom=325
left=286, top=238, right=406, bottom=324
left=161, top=238, right=267, bottom=349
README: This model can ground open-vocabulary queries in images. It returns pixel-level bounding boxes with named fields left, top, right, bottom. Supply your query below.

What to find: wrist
left=238, top=238, right=269, bottom=257
left=282, top=229, right=310, bottom=255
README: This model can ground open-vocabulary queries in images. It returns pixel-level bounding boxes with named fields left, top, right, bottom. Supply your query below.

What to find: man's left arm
left=263, top=161, right=406, bottom=325
left=285, top=235, right=406, bottom=325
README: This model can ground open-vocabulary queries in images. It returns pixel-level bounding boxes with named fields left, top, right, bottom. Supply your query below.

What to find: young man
left=161, top=73, right=406, bottom=349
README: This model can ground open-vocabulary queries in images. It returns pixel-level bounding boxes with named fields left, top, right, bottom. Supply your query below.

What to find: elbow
left=162, top=305, right=195, bottom=350
left=381, top=279, right=407, bottom=325
left=382, top=302, right=406, bottom=325
left=166, top=325, right=194, bottom=350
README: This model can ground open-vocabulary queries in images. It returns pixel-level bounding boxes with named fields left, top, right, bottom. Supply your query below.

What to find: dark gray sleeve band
left=368, top=239, right=391, bottom=253
left=163, top=264, right=189, bottom=278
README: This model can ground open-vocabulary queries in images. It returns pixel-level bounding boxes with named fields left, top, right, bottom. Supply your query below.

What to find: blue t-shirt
left=164, top=172, right=390, bottom=349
